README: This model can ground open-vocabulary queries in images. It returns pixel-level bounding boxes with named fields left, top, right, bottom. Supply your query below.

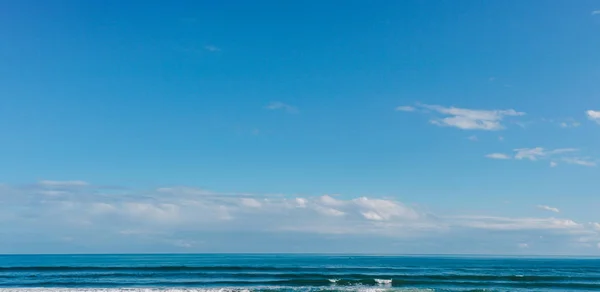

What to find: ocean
left=1, top=254, right=599, bottom=292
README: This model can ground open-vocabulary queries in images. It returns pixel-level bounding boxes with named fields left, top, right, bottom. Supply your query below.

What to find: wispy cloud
left=586, top=110, right=600, bottom=124
left=592, top=10, right=600, bottom=15
left=541, top=118, right=580, bottom=129
left=559, top=121, right=580, bottom=128
left=486, top=153, right=510, bottom=160
left=514, top=147, right=577, bottom=161
left=448, top=215, right=582, bottom=231
left=397, top=103, right=525, bottom=131
left=486, top=148, right=595, bottom=167
left=562, top=157, right=596, bottom=167
left=2, top=181, right=599, bottom=253
left=204, top=45, right=221, bottom=52
left=468, top=135, right=478, bottom=141
left=173, top=240, right=196, bottom=248
left=514, top=147, right=545, bottom=160
left=537, top=205, right=560, bottom=213
left=265, top=102, right=299, bottom=114
left=395, top=105, right=415, bottom=112
left=38, top=180, right=89, bottom=187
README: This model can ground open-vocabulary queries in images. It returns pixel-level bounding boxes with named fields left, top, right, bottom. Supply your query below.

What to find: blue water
left=1, top=254, right=600, bottom=292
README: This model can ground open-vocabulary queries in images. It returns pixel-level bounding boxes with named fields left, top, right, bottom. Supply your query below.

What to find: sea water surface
left=1, top=254, right=600, bottom=292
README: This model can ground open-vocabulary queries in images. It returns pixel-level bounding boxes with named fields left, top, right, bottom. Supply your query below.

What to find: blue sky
left=1, top=0, right=600, bottom=255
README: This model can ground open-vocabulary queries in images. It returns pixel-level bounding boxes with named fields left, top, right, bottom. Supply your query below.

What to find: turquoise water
left=1, top=254, right=600, bottom=291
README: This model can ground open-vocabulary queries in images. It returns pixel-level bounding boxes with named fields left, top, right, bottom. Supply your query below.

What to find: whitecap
left=374, top=278, right=392, bottom=285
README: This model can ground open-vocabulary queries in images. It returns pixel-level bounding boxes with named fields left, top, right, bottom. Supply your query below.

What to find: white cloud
left=38, top=190, right=68, bottom=196
left=265, top=102, right=299, bottom=114
left=352, top=197, right=419, bottom=221
left=548, top=148, right=578, bottom=155
left=562, top=157, right=596, bottom=167
left=424, top=104, right=524, bottom=131
left=319, top=195, right=344, bottom=206
left=537, top=205, right=560, bottom=213
left=90, top=202, right=118, bottom=214
left=592, top=10, right=600, bottom=15
left=122, top=202, right=181, bottom=223
left=295, top=198, right=307, bottom=208
left=0, top=182, right=426, bottom=237
left=395, top=106, right=415, bottom=112
left=119, top=229, right=153, bottom=236
left=424, top=104, right=524, bottom=130
left=514, top=148, right=545, bottom=160
left=396, top=104, right=525, bottom=130
left=2, top=181, right=600, bottom=254
left=314, top=206, right=345, bottom=217
left=560, top=121, right=580, bottom=128
left=518, top=243, right=529, bottom=249
left=546, top=118, right=580, bottom=129
left=156, top=187, right=213, bottom=196
left=451, top=216, right=581, bottom=231
left=486, top=153, right=510, bottom=160
left=240, top=198, right=262, bottom=208
left=38, top=180, right=88, bottom=187
left=173, top=240, right=195, bottom=248
left=204, top=45, right=220, bottom=52
left=514, top=147, right=577, bottom=161
left=586, top=110, right=600, bottom=124
left=483, top=147, right=595, bottom=168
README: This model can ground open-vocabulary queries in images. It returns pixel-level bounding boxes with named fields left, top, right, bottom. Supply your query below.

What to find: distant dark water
left=1, top=254, right=600, bottom=291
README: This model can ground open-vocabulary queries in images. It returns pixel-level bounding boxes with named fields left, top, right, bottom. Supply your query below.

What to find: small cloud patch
left=396, top=103, right=525, bottom=131
left=266, top=102, right=299, bottom=114
left=395, top=106, right=416, bottom=112
left=204, top=45, right=221, bottom=52
left=537, top=205, right=560, bottom=213
left=486, top=153, right=510, bottom=160
left=586, top=110, right=600, bottom=124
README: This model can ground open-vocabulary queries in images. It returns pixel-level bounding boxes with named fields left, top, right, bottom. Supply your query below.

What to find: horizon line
left=1, top=252, right=599, bottom=259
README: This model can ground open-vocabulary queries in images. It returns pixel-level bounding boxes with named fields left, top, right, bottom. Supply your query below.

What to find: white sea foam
left=328, top=278, right=340, bottom=283
left=374, top=279, right=392, bottom=285
left=354, top=290, right=430, bottom=292
left=0, top=290, right=250, bottom=292
left=0, top=288, right=434, bottom=292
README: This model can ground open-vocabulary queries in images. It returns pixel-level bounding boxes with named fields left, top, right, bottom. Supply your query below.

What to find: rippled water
left=1, top=254, right=600, bottom=291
